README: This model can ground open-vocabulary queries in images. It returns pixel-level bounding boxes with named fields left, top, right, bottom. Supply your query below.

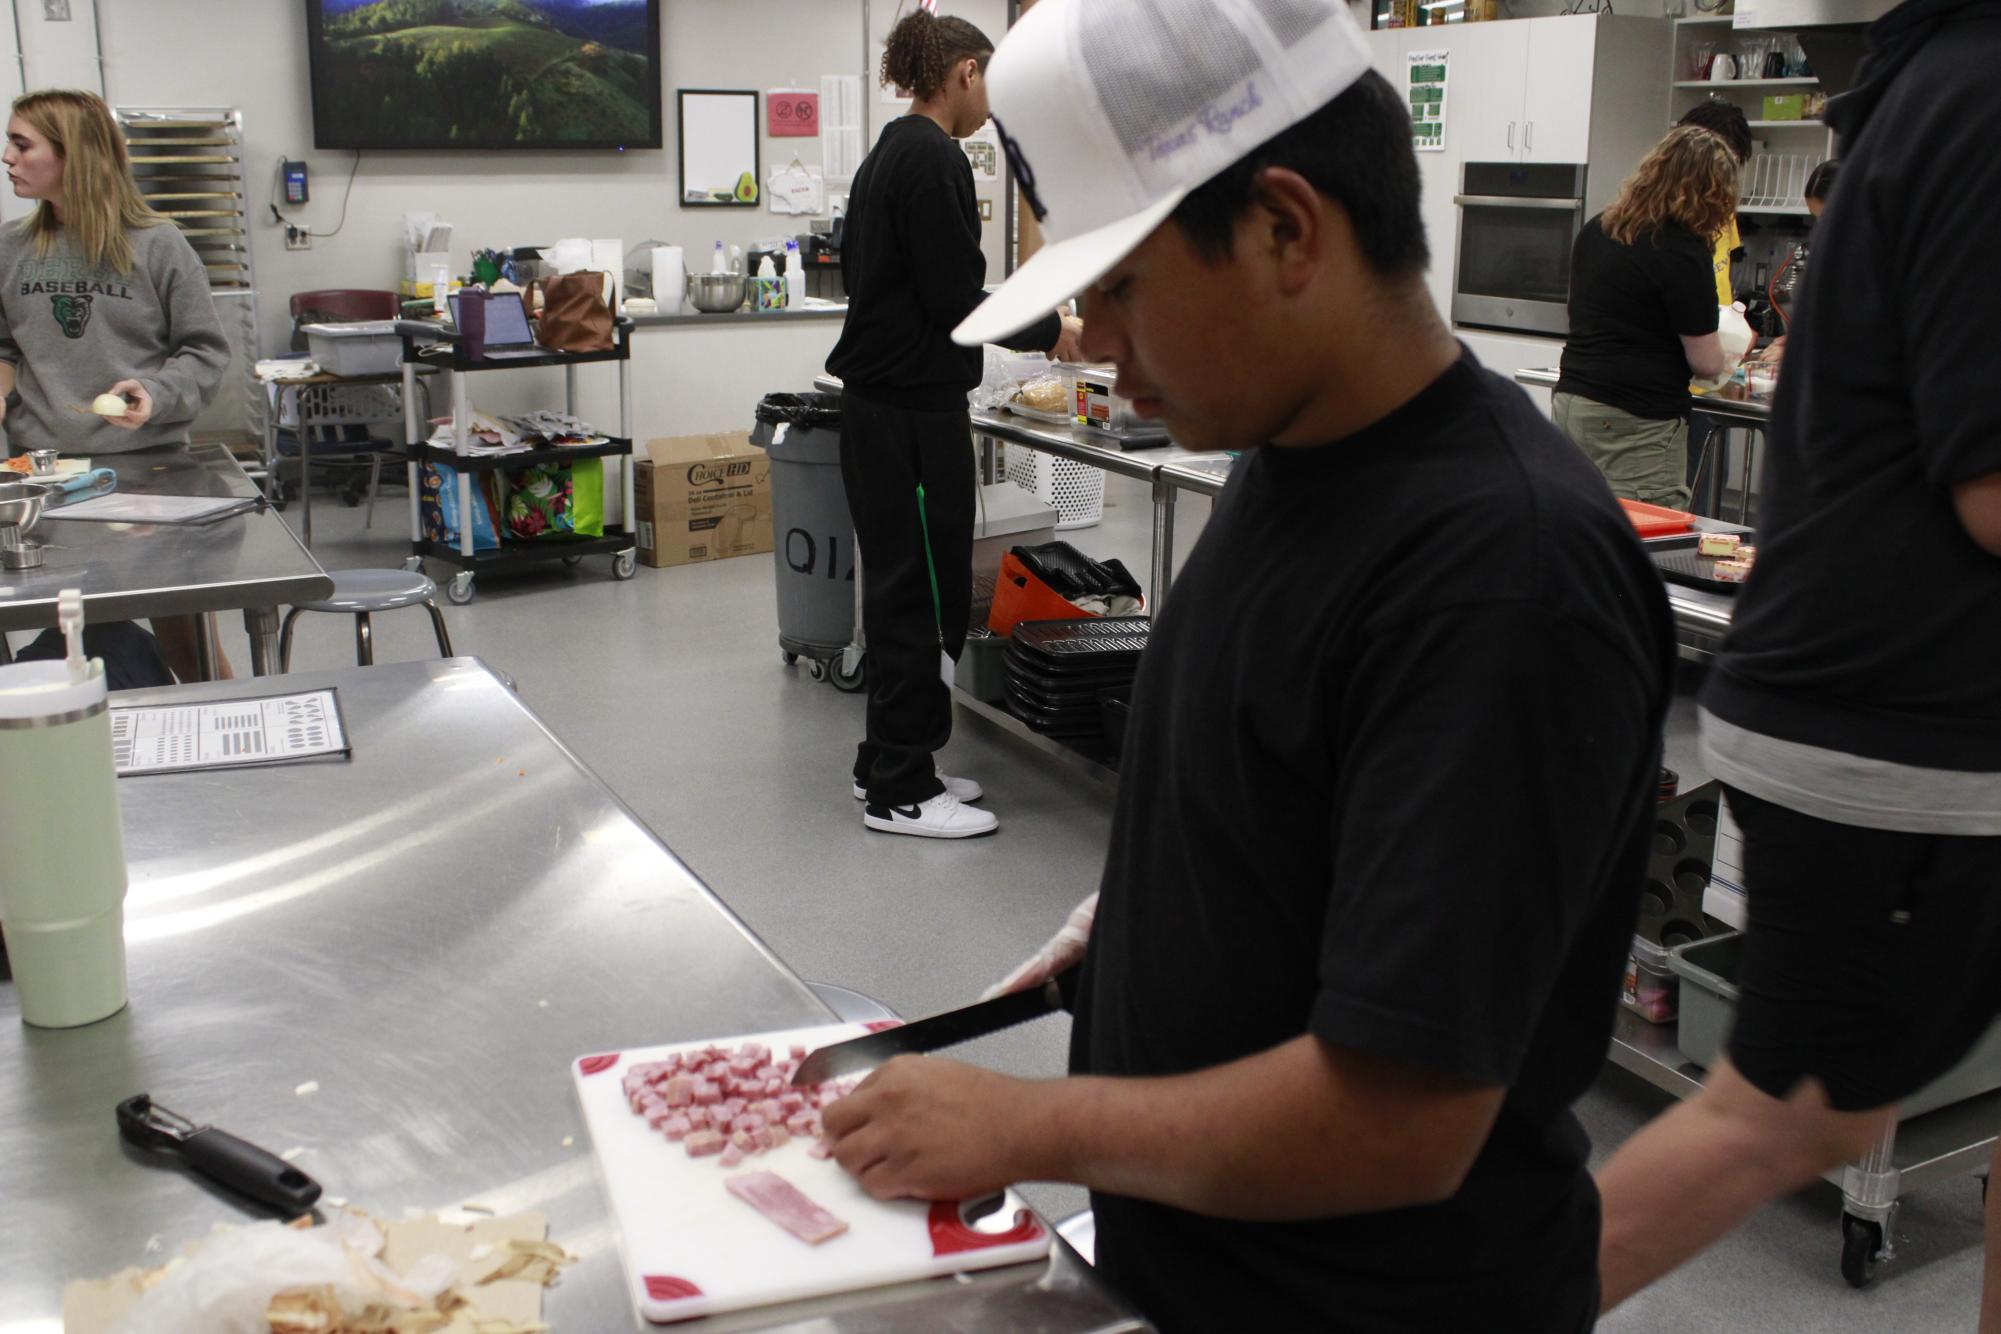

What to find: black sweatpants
left=15, top=622, right=174, bottom=690
left=838, top=389, right=974, bottom=807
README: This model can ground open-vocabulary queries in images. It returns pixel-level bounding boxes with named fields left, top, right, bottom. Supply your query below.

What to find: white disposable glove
left=981, top=892, right=1096, bottom=1001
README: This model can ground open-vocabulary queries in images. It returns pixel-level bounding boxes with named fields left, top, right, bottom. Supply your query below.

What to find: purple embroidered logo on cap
left=1147, top=79, right=1265, bottom=162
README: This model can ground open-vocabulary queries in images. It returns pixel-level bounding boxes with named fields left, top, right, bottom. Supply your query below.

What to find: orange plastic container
left=1619, top=498, right=1697, bottom=539
left=987, top=550, right=1093, bottom=637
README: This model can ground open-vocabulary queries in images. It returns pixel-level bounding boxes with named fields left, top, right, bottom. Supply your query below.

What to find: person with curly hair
left=1553, top=125, right=1742, bottom=506
left=1675, top=99, right=1753, bottom=305
left=827, top=8, right=1082, bottom=840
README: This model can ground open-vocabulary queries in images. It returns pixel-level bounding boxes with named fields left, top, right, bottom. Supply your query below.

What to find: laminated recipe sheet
left=110, top=689, right=349, bottom=776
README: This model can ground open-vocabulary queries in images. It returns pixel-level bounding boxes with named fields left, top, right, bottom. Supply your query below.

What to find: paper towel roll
left=651, top=245, right=686, bottom=315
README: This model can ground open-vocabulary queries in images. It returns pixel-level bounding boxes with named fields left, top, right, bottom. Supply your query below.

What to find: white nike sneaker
left=853, top=772, right=984, bottom=803
left=862, top=792, right=999, bottom=839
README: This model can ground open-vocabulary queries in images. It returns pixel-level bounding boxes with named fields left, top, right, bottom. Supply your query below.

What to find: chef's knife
left=116, top=1093, right=324, bottom=1215
left=792, top=965, right=1080, bottom=1087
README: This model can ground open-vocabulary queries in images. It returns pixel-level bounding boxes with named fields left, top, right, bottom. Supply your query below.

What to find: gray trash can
left=752, top=392, right=864, bottom=689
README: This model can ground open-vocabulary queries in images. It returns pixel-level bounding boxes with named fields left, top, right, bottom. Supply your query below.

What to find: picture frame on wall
left=678, top=89, right=761, bottom=207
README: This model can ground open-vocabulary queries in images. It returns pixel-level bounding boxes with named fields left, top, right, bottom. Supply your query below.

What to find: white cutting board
left=573, top=1022, right=1051, bottom=1323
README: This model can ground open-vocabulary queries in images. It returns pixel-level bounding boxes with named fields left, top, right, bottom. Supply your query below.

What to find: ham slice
left=725, top=1170, right=849, bottom=1245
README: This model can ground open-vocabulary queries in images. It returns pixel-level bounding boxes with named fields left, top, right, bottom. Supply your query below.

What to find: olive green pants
left=1552, top=392, right=1690, bottom=508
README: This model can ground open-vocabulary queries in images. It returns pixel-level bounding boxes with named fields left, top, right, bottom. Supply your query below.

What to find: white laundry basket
left=1007, top=448, right=1104, bottom=530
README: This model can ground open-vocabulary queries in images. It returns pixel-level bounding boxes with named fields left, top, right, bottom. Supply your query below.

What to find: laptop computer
left=449, top=292, right=546, bottom=360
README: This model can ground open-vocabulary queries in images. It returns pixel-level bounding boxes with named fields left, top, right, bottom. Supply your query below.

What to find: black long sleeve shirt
left=827, top=115, right=1059, bottom=411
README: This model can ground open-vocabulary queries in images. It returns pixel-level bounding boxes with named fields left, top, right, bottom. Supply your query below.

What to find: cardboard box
left=1761, top=93, right=1806, bottom=121
left=633, top=433, right=773, bottom=568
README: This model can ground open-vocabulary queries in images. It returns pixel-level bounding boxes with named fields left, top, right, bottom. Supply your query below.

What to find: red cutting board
left=572, top=1022, right=1051, bottom=1324
left=1619, top=497, right=1698, bottom=538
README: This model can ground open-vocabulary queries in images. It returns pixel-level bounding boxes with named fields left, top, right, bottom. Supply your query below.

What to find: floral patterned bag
left=503, top=458, right=604, bottom=541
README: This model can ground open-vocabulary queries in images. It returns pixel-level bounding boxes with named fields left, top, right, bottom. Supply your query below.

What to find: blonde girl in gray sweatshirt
left=1, top=88, right=232, bottom=678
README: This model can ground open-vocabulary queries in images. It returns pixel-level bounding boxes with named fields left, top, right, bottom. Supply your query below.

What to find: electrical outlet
left=285, top=225, right=311, bottom=252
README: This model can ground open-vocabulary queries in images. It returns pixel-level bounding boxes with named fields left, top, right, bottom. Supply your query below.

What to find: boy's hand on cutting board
left=823, top=1055, right=1041, bottom=1202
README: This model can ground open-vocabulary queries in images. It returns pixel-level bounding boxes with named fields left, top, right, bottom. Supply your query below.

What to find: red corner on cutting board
left=577, top=1053, right=620, bottom=1076
left=644, top=1274, right=704, bottom=1301
left=927, top=1200, right=1045, bottom=1257
left=864, top=1019, right=903, bottom=1033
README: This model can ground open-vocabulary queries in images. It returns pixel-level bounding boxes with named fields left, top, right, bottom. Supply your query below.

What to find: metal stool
left=278, top=568, right=454, bottom=670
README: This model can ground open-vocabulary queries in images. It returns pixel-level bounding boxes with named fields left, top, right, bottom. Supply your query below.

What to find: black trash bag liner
left=1010, top=540, right=1143, bottom=602
left=754, top=392, right=842, bottom=428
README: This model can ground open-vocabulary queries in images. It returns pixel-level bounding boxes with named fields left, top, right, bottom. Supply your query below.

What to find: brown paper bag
left=528, top=270, right=615, bottom=353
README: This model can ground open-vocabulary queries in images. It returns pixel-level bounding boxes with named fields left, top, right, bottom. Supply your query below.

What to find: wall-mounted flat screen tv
left=306, top=0, right=663, bottom=151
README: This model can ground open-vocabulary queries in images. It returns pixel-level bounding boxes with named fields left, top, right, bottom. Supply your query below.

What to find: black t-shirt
left=1556, top=216, right=1717, bottom=419
left=826, top=116, right=1057, bottom=412
left=1702, top=4, right=2001, bottom=771
left=1071, top=354, right=1674, bottom=1334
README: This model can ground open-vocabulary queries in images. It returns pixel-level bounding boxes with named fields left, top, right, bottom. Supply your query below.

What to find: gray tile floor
left=214, top=468, right=1987, bottom=1330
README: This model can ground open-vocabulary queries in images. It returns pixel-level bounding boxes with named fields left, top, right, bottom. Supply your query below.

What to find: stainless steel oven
left=1452, top=162, right=1587, bottom=338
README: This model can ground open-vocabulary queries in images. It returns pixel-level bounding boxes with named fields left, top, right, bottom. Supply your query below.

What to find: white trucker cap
left=953, top=0, right=1373, bottom=348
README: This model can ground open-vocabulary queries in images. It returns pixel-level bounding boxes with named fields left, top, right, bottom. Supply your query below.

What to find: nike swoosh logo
left=893, top=805, right=923, bottom=819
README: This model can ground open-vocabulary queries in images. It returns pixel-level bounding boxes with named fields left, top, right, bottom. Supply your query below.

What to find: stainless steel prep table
left=967, top=414, right=1182, bottom=603
left=0, top=442, right=333, bottom=675
left=1514, top=366, right=1773, bottom=521
left=1513, top=369, right=1746, bottom=649
left=0, top=657, right=1142, bottom=1334
left=812, top=372, right=1189, bottom=607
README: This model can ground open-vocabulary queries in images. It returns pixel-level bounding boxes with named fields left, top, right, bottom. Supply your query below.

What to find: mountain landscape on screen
left=310, top=0, right=660, bottom=148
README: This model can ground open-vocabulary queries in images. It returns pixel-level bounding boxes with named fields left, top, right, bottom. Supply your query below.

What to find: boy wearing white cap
left=823, top=0, right=1673, bottom=1328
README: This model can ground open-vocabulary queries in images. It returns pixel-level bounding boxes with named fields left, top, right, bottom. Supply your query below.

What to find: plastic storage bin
left=302, top=321, right=405, bottom=377
left=1670, top=932, right=2001, bottom=1119
left=957, top=632, right=1010, bottom=703
left=1065, top=363, right=1167, bottom=440
left=1622, top=935, right=1681, bottom=1024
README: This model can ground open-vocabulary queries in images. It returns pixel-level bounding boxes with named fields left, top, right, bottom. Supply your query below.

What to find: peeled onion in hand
left=90, top=393, right=129, bottom=416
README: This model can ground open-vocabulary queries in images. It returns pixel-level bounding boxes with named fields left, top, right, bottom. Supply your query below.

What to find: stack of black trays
left=1003, top=618, right=1150, bottom=744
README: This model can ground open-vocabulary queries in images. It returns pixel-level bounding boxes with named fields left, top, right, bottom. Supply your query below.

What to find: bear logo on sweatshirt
left=51, top=293, right=92, bottom=339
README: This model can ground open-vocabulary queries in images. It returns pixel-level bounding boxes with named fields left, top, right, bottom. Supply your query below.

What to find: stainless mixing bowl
left=0, top=479, right=52, bottom=533
left=687, top=272, right=747, bottom=314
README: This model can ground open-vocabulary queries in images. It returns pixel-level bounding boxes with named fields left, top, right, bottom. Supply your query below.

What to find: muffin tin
left=1623, top=781, right=1732, bottom=1024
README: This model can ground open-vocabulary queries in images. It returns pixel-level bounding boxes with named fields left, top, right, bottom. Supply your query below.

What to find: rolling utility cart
left=398, top=321, right=638, bottom=605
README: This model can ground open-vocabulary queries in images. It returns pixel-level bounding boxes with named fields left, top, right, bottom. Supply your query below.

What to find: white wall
left=92, top=0, right=1016, bottom=366
left=15, top=0, right=101, bottom=96
left=97, top=0, right=878, bottom=363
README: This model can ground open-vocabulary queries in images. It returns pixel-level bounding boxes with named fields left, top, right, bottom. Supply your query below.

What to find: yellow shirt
left=1691, top=217, right=1742, bottom=394
left=1712, top=216, right=1739, bottom=306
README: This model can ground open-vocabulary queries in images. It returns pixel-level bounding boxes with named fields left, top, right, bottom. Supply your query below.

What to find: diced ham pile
left=621, top=1041, right=855, bottom=1166
left=725, top=1170, right=851, bottom=1245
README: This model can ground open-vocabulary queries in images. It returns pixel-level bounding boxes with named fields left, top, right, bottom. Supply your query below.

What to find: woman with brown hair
left=827, top=8, right=1080, bottom=840
left=1554, top=125, right=1741, bottom=506
left=0, top=88, right=232, bottom=682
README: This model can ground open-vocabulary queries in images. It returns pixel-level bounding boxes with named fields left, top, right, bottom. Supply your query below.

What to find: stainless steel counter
left=1157, top=454, right=1236, bottom=499
left=0, top=658, right=1139, bottom=1333
left=632, top=303, right=847, bottom=329
left=0, top=442, right=332, bottom=673
left=1512, top=366, right=1774, bottom=426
